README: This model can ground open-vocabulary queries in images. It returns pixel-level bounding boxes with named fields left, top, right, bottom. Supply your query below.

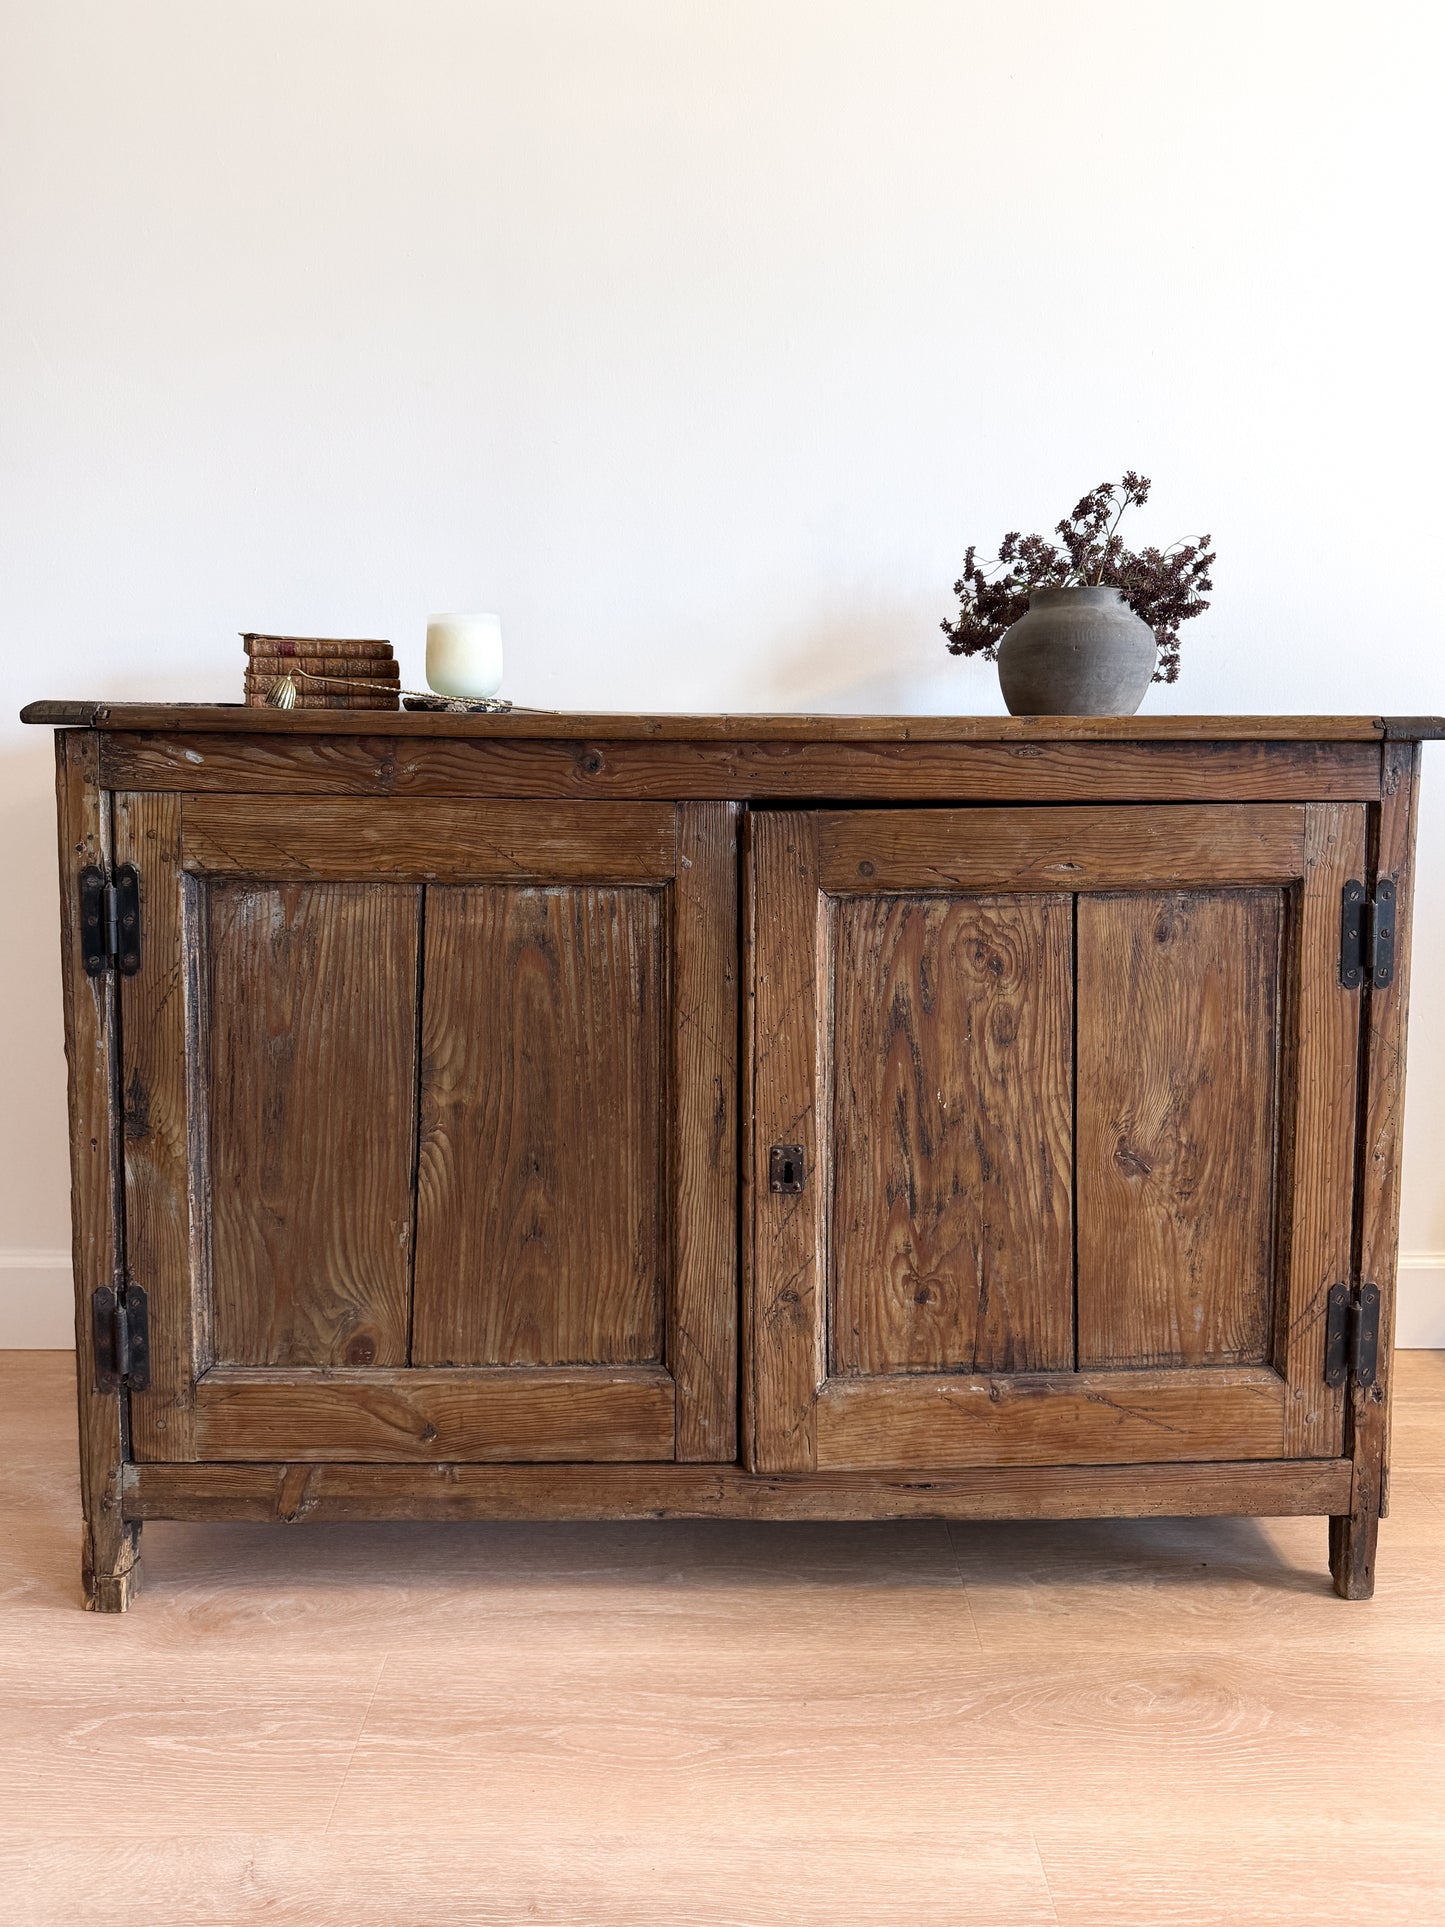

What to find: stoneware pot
left=995, top=584, right=1157, bottom=716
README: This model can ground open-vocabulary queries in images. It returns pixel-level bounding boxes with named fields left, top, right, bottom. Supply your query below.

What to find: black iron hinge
left=91, top=1284, right=150, bottom=1394
left=78, top=863, right=141, bottom=978
left=1323, top=1281, right=1382, bottom=1390
left=1339, top=877, right=1396, bottom=990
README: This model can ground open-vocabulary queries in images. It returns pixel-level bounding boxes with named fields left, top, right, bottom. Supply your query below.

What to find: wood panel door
left=747, top=805, right=1365, bottom=1473
left=116, top=794, right=737, bottom=1464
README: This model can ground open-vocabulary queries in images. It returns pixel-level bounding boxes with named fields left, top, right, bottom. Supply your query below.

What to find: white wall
left=2, top=0, right=1442, bottom=1344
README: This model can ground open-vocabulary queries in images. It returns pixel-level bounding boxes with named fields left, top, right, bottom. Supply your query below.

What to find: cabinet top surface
left=18, top=702, right=1445, bottom=741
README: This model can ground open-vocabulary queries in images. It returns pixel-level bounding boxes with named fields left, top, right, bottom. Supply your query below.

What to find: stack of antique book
left=241, top=634, right=400, bottom=709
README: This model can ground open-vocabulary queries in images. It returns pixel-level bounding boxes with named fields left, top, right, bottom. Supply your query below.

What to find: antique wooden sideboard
left=21, top=702, right=1443, bottom=1609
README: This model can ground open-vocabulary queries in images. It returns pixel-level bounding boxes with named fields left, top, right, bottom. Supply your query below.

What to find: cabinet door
left=747, top=804, right=1364, bottom=1473
left=117, top=793, right=736, bottom=1464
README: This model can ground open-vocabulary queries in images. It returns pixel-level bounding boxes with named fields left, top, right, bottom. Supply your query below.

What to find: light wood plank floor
left=3, top=1351, right=1445, bottom=1924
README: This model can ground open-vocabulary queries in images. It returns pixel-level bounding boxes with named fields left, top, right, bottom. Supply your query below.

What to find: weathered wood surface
left=814, top=1368, right=1290, bottom=1471
left=190, top=1366, right=676, bottom=1461
left=96, top=731, right=1386, bottom=801
left=23, top=700, right=1441, bottom=738
left=670, top=803, right=740, bottom=1461
left=181, top=796, right=677, bottom=881
left=55, top=733, right=141, bottom=1608
left=120, top=1453, right=1353, bottom=1522
left=1279, top=804, right=1366, bottom=1458
left=818, top=804, right=1306, bottom=892
left=113, top=789, right=198, bottom=1465
left=206, top=881, right=420, bottom=1368
left=747, top=813, right=825, bottom=1473
left=412, top=885, right=666, bottom=1370
left=829, top=893, right=1073, bottom=1375
left=1333, top=741, right=1422, bottom=1597
left=1076, top=890, right=1283, bottom=1368
left=36, top=719, right=1431, bottom=1605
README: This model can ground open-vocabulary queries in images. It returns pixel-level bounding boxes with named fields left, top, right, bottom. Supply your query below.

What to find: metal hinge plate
left=1339, top=878, right=1396, bottom=991
left=91, top=1284, right=150, bottom=1394
left=1324, top=1281, right=1382, bottom=1390
left=79, top=864, right=141, bottom=978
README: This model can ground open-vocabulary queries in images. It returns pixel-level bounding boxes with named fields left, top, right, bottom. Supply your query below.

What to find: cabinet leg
left=1328, top=1507, right=1378, bottom=1601
left=82, top=1514, right=142, bottom=1613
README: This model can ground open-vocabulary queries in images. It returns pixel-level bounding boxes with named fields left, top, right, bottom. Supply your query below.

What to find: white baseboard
left=3, top=1247, right=1445, bottom=1350
left=0, top=1250, right=77, bottom=1348
left=1396, top=1253, right=1445, bottom=1348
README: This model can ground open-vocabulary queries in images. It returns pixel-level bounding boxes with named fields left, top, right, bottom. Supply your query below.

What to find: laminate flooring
left=3, top=1349, right=1444, bottom=1924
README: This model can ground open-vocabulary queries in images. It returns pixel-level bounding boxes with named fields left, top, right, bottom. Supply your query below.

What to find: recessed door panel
left=1077, top=889, right=1284, bottom=1369
left=206, top=879, right=421, bottom=1369
left=829, top=893, right=1072, bottom=1376
left=412, top=884, right=666, bottom=1369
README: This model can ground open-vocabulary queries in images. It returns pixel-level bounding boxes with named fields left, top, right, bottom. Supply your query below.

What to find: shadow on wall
left=757, top=597, right=1004, bottom=717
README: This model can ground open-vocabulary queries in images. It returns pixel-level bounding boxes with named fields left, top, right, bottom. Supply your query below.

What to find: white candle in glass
left=426, top=613, right=504, bottom=699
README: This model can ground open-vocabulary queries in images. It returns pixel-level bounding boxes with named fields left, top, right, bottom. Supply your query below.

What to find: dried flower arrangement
left=941, top=473, right=1215, bottom=682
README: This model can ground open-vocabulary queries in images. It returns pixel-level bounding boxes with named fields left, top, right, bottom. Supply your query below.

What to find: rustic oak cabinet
left=23, top=704, right=1441, bottom=1609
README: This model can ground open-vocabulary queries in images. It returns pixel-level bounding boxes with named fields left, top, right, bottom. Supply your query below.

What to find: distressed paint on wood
left=411, top=885, right=667, bottom=1370
left=1076, top=890, right=1284, bottom=1368
left=204, top=881, right=420, bottom=1369
left=829, top=893, right=1073, bottom=1375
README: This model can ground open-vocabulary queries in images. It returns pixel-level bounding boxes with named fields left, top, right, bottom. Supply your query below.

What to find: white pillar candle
left=426, top=613, right=504, bottom=700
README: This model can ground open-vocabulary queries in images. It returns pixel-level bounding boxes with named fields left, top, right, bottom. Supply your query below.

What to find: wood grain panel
left=54, top=735, right=140, bottom=1606
left=829, top=894, right=1073, bottom=1375
left=204, top=882, right=420, bottom=1368
left=815, top=1368, right=1290, bottom=1470
left=114, top=789, right=198, bottom=1466
left=190, top=1367, right=676, bottom=1461
left=181, top=796, right=676, bottom=881
left=747, top=813, right=826, bottom=1473
left=670, top=803, right=740, bottom=1461
left=412, top=886, right=666, bottom=1370
left=819, top=804, right=1305, bottom=892
left=1280, top=804, right=1367, bottom=1459
left=1076, top=890, right=1284, bottom=1368
left=122, top=1454, right=1354, bottom=1523
left=99, top=731, right=1384, bottom=802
